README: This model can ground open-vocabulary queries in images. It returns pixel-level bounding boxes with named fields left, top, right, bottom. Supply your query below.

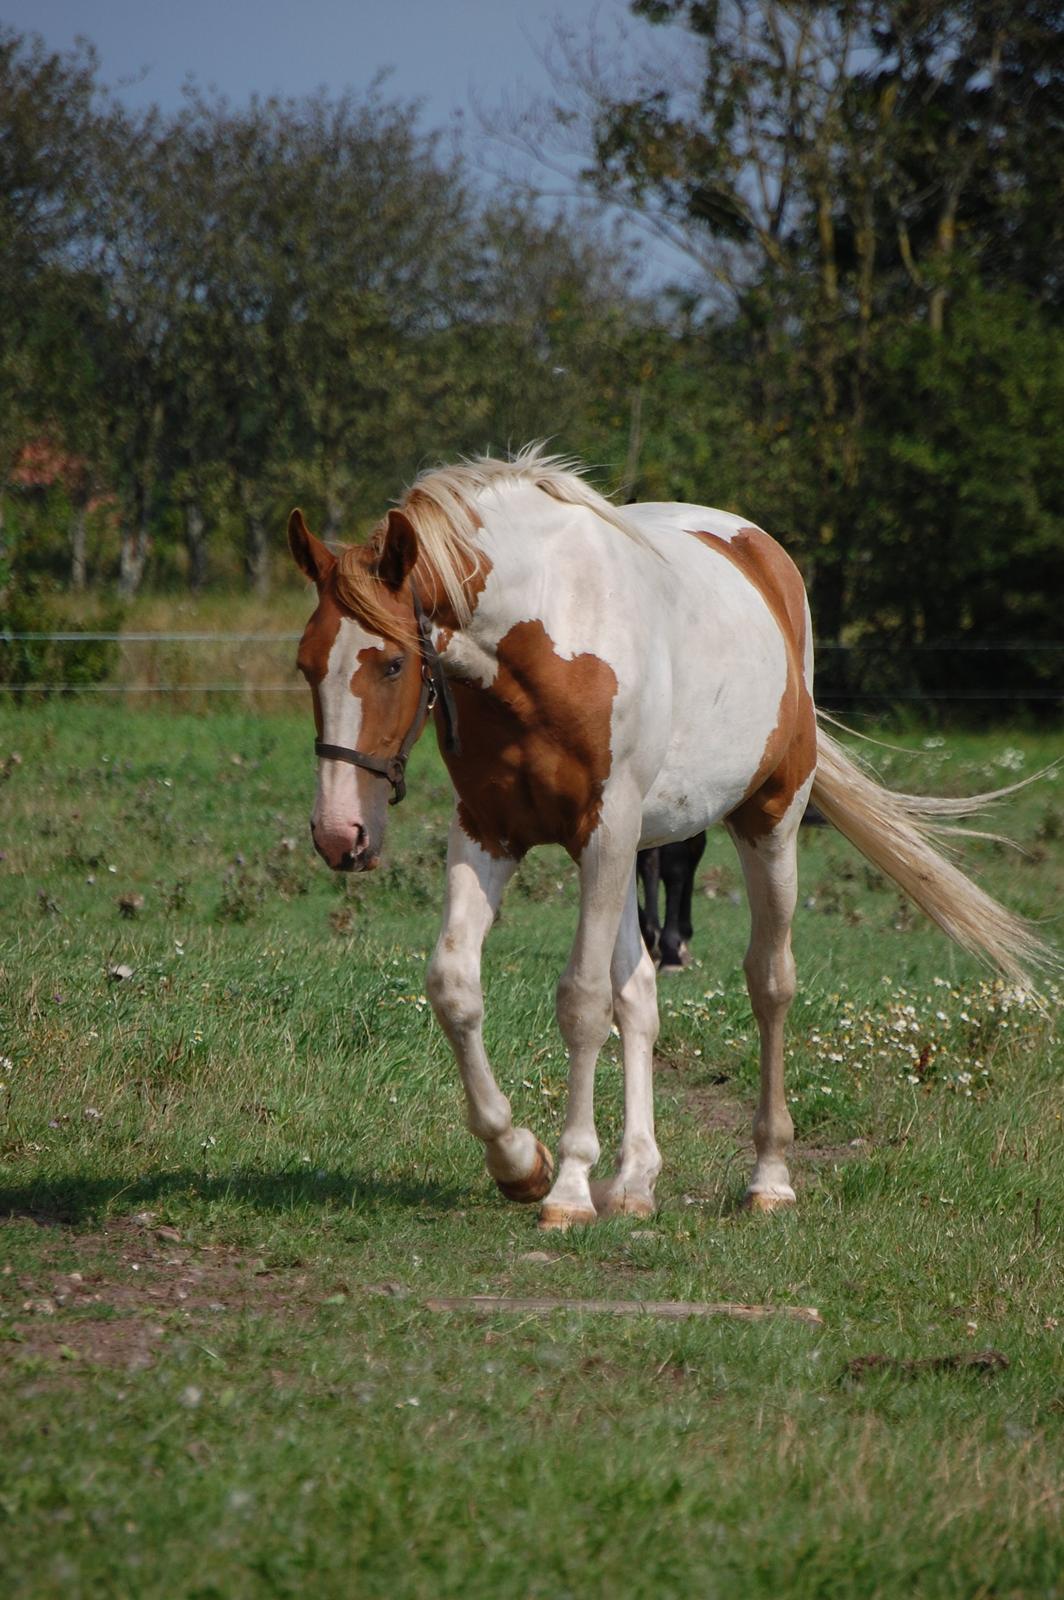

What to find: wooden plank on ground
left=424, top=1294, right=823, bottom=1327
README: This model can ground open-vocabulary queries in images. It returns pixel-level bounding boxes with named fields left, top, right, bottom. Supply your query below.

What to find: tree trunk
left=928, top=191, right=957, bottom=337
left=118, top=481, right=151, bottom=598
left=184, top=500, right=208, bottom=591
left=69, top=501, right=88, bottom=590
left=244, top=507, right=270, bottom=596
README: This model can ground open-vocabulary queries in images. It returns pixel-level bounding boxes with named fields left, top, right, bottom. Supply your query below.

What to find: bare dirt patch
left=1, top=1214, right=314, bottom=1376
left=655, top=1054, right=749, bottom=1137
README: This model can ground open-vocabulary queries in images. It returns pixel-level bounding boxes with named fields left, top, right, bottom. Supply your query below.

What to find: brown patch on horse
left=692, top=527, right=816, bottom=842
left=444, top=620, right=618, bottom=860
left=347, top=642, right=428, bottom=757
left=295, top=584, right=345, bottom=739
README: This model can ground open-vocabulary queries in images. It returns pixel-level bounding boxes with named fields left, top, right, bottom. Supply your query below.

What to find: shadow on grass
left=0, top=1167, right=465, bottom=1227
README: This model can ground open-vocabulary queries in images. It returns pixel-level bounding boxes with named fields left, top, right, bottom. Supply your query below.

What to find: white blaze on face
left=312, top=618, right=386, bottom=865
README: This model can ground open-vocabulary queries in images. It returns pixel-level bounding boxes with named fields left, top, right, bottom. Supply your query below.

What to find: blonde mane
left=336, top=444, right=650, bottom=637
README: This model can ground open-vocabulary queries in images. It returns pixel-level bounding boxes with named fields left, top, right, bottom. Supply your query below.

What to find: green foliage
left=851, top=284, right=1064, bottom=696
left=0, top=579, right=121, bottom=695
left=0, top=16, right=1061, bottom=708
left=542, top=0, right=1064, bottom=699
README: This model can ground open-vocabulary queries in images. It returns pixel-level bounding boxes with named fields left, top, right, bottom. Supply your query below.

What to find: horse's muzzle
left=310, top=819, right=378, bottom=872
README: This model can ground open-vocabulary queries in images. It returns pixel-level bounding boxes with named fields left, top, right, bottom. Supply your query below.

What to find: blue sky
left=3, top=0, right=629, bottom=132
left=3, top=1, right=688, bottom=286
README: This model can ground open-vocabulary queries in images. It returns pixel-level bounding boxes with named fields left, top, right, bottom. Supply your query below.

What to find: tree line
left=2, top=7, right=1062, bottom=707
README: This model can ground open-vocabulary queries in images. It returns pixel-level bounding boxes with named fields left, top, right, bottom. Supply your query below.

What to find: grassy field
left=0, top=703, right=1061, bottom=1599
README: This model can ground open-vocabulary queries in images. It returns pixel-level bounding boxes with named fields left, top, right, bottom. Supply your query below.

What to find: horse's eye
left=383, top=656, right=404, bottom=679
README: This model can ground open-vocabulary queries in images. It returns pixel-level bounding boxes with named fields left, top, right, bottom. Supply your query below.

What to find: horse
left=637, top=834, right=707, bottom=972
left=288, top=446, right=1048, bottom=1229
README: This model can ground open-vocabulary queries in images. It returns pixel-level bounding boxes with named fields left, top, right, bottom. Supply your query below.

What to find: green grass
left=0, top=705, right=1061, bottom=1599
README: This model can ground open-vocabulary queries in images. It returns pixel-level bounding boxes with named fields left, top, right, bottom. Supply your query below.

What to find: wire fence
left=2, top=632, right=1063, bottom=703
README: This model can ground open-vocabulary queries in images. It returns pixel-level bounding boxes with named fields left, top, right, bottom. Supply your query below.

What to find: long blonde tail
left=810, top=723, right=1056, bottom=987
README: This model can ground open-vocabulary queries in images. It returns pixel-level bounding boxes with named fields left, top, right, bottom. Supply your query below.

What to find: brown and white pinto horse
left=289, top=448, right=1048, bottom=1229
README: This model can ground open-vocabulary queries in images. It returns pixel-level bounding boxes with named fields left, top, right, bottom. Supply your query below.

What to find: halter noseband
left=313, top=579, right=460, bottom=805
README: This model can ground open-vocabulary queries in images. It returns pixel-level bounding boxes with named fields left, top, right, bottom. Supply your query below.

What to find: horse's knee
left=556, top=971, right=613, bottom=1051
left=427, top=941, right=482, bottom=1034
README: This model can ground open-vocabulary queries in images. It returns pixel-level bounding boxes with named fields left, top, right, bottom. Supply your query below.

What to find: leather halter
left=313, top=578, right=460, bottom=805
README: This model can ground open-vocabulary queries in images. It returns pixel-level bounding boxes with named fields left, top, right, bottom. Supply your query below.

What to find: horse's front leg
left=427, top=816, right=553, bottom=1204
left=540, top=801, right=642, bottom=1230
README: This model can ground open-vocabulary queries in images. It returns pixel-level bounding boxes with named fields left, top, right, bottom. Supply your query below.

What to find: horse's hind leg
left=726, top=795, right=807, bottom=1211
left=591, top=873, right=661, bottom=1219
left=427, top=817, right=553, bottom=1205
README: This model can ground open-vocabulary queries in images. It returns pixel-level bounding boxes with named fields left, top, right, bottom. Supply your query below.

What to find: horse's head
left=289, top=506, right=424, bottom=872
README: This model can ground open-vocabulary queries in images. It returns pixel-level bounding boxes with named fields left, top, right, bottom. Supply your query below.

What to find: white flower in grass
left=0, top=1056, right=12, bottom=1072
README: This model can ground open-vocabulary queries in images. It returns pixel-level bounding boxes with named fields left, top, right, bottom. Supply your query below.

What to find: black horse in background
left=638, top=806, right=827, bottom=973
left=636, top=834, right=707, bottom=972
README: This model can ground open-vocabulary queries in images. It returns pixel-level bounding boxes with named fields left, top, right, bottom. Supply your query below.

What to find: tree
left=502, top=1, right=1064, bottom=694
left=0, top=30, right=111, bottom=569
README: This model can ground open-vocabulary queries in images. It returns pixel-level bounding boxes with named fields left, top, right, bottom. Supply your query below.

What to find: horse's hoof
left=537, top=1202, right=597, bottom=1231
left=495, top=1140, right=554, bottom=1205
left=744, top=1186, right=796, bottom=1214
left=658, top=942, right=692, bottom=975
left=601, top=1194, right=656, bottom=1219
left=589, top=1180, right=656, bottom=1219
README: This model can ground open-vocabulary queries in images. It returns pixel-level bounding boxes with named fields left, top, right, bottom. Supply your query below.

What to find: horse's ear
left=377, top=509, right=419, bottom=592
left=288, top=509, right=335, bottom=586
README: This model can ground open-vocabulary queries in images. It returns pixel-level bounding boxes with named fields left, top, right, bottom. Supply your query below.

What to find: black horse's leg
left=659, top=832, right=706, bottom=970
left=678, top=831, right=707, bottom=947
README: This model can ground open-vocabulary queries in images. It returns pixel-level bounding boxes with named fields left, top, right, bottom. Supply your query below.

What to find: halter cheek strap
left=313, top=578, right=460, bottom=806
